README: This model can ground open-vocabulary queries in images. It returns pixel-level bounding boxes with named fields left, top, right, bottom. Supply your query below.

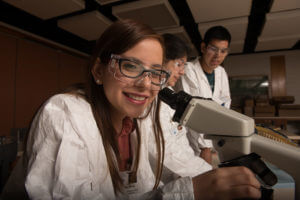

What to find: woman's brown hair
left=85, top=19, right=165, bottom=195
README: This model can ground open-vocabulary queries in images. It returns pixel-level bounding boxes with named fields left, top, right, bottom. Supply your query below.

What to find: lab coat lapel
left=197, top=61, right=212, bottom=97
left=213, top=67, right=221, bottom=99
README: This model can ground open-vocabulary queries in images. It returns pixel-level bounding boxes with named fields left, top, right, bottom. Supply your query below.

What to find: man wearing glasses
left=176, top=26, right=231, bottom=164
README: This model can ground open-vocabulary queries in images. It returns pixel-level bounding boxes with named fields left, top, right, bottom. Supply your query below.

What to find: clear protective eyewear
left=206, top=44, right=229, bottom=56
left=174, top=58, right=187, bottom=69
left=109, top=54, right=170, bottom=90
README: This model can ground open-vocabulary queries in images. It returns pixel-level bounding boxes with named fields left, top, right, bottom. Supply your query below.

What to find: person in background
left=163, top=33, right=187, bottom=88
left=1, top=20, right=261, bottom=200
left=147, top=33, right=212, bottom=181
left=176, top=26, right=232, bottom=163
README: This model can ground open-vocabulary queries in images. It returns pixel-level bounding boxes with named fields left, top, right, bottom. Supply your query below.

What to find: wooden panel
left=58, top=52, right=89, bottom=90
left=270, top=55, right=286, bottom=97
left=0, top=33, right=17, bottom=136
left=15, top=40, right=59, bottom=128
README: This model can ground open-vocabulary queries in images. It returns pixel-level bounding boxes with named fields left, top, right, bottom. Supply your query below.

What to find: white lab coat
left=176, top=59, right=231, bottom=154
left=18, top=94, right=195, bottom=200
left=178, top=59, right=231, bottom=108
left=145, top=96, right=212, bottom=181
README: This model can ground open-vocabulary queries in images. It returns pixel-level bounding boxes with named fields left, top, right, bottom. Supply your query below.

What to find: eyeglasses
left=174, top=58, right=187, bottom=69
left=206, top=44, right=229, bottom=56
left=109, top=54, right=170, bottom=90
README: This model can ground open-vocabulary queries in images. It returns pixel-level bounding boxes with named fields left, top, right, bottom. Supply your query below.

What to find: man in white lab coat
left=176, top=26, right=231, bottom=162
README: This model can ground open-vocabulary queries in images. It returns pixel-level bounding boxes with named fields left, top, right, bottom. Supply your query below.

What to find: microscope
left=159, top=88, right=300, bottom=199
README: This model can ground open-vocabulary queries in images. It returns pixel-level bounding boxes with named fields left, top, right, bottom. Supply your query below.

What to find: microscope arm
left=158, top=88, right=300, bottom=198
left=179, top=98, right=300, bottom=199
left=252, top=134, right=300, bottom=198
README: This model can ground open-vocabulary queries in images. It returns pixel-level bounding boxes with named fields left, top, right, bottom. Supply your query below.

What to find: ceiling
left=0, top=0, right=299, bottom=57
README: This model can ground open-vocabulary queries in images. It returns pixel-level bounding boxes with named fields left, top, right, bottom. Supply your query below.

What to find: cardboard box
left=255, top=98, right=269, bottom=106
left=244, top=99, right=254, bottom=107
left=254, top=113, right=275, bottom=117
left=243, top=106, right=253, bottom=116
left=279, top=104, right=300, bottom=117
left=255, top=106, right=275, bottom=113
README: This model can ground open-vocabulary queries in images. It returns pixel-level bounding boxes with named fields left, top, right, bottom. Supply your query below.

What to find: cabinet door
left=270, top=55, right=286, bottom=97
left=15, top=40, right=59, bottom=128
left=58, top=52, right=88, bottom=90
left=0, top=33, right=17, bottom=136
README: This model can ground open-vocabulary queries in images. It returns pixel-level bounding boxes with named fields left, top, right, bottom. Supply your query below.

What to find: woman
left=147, top=33, right=212, bottom=181
left=2, top=20, right=261, bottom=200
left=163, top=33, right=187, bottom=88
left=24, top=19, right=170, bottom=200
left=164, top=33, right=213, bottom=165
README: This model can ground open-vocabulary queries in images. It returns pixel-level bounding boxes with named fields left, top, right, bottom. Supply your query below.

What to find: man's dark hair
left=203, top=26, right=231, bottom=45
left=163, top=33, right=190, bottom=61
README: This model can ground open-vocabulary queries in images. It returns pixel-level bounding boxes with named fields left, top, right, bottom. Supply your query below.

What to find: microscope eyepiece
left=158, top=88, right=178, bottom=109
left=158, top=88, right=192, bottom=122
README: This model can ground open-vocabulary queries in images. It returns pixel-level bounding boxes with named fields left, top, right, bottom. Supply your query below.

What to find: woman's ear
left=91, top=58, right=103, bottom=85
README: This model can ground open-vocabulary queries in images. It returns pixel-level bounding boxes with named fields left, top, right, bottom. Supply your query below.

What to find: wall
left=0, top=31, right=89, bottom=136
left=0, top=32, right=16, bottom=136
left=224, top=50, right=300, bottom=104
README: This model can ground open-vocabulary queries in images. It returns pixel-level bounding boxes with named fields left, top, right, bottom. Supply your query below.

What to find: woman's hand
left=200, top=148, right=212, bottom=164
left=192, top=166, right=261, bottom=200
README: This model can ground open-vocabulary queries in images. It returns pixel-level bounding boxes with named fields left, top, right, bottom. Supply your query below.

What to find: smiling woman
left=1, top=19, right=261, bottom=200
left=92, top=38, right=165, bottom=124
left=21, top=19, right=169, bottom=199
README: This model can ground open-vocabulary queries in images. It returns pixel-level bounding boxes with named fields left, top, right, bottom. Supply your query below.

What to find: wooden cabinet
left=0, top=28, right=90, bottom=195
left=15, top=40, right=60, bottom=128
left=270, top=55, right=286, bottom=97
left=58, top=52, right=88, bottom=90
left=0, top=29, right=89, bottom=135
left=0, top=33, right=17, bottom=136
